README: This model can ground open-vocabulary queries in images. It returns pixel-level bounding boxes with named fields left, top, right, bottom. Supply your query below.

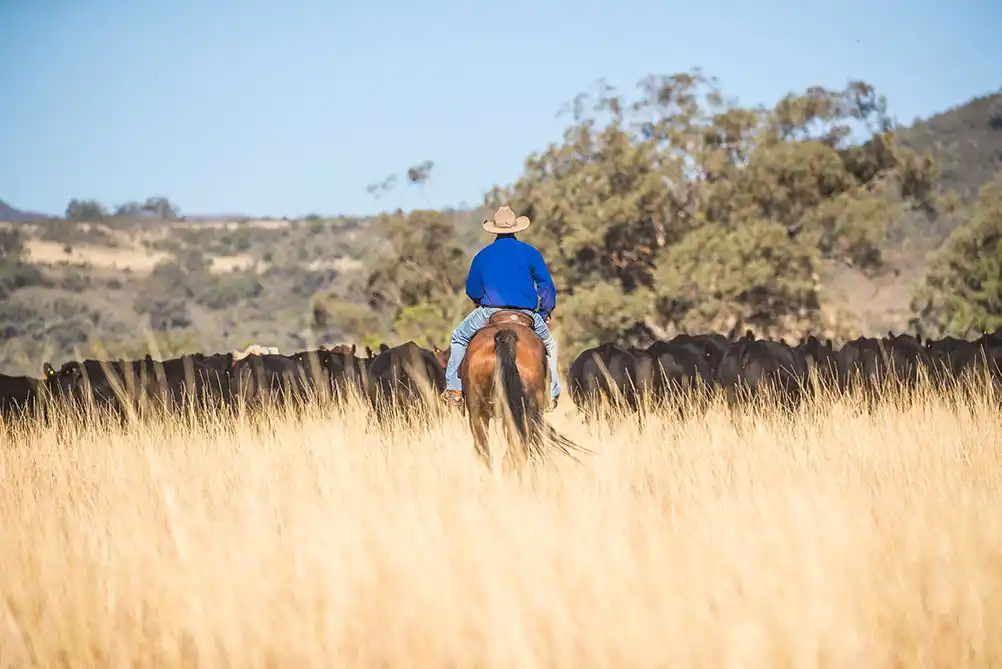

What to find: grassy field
left=2, top=388, right=1001, bottom=667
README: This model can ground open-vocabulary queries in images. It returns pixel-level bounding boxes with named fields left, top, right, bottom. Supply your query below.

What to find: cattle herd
left=1, top=328, right=1001, bottom=428
left=569, top=329, right=1002, bottom=411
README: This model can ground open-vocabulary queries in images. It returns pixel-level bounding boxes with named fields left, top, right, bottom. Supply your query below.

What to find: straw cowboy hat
left=483, top=205, right=531, bottom=235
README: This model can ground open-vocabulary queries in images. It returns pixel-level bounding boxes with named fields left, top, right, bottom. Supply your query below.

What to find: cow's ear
left=42, top=362, right=54, bottom=377
left=351, top=344, right=357, bottom=355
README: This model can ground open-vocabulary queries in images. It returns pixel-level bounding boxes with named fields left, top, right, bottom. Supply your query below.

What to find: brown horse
left=460, top=310, right=589, bottom=472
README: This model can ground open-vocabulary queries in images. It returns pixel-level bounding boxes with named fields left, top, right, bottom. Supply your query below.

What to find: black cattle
left=1, top=373, right=42, bottom=423
left=231, top=354, right=311, bottom=408
left=834, top=336, right=881, bottom=393
left=883, top=333, right=931, bottom=385
left=41, top=358, right=138, bottom=416
left=365, top=341, right=445, bottom=416
left=978, top=328, right=1002, bottom=383
left=836, top=333, right=930, bottom=394
left=627, top=347, right=657, bottom=402
left=134, top=352, right=236, bottom=412
left=796, top=335, right=838, bottom=391
left=41, top=353, right=234, bottom=418
left=644, top=340, right=713, bottom=409
left=666, top=333, right=731, bottom=376
left=288, top=346, right=368, bottom=399
left=568, top=342, right=639, bottom=412
left=923, top=336, right=982, bottom=386
left=715, top=334, right=808, bottom=405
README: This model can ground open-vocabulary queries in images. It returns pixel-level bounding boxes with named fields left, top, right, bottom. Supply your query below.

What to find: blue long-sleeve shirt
left=465, top=236, right=557, bottom=317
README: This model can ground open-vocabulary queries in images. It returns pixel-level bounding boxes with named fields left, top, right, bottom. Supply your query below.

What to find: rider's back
left=467, top=236, right=554, bottom=313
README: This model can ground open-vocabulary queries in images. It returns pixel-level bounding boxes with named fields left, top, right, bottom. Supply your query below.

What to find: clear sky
left=1, top=0, right=999, bottom=219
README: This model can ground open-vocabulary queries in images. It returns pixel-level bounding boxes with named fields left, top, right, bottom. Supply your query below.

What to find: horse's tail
left=494, top=328, right=593, bottom=464
left=494, top=329, right=531, bottom=444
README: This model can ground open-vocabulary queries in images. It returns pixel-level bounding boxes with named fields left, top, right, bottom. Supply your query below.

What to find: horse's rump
left=462, top=319, right=588, bottom=470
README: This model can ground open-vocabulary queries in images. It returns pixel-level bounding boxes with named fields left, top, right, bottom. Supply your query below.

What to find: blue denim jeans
left=445, top=306, right=561, bottom=401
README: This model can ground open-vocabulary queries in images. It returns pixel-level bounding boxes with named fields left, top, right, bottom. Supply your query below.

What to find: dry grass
left=1, top=387, right=1001, bottom=667
left=22, top=239, right=170, bottom=273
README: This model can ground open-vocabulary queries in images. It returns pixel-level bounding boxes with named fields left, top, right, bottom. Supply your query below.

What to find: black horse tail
left=494, top=329, right=532, bottom=444
left=495, top=328, right=593, bottom=464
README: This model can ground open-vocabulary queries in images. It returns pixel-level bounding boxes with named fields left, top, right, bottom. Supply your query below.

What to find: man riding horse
left=441, top=205, right=561, bottom=411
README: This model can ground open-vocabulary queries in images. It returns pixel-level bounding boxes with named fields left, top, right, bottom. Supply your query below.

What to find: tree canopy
left=480, top=70, right=939, bottom=349
left=911, top=175, right=1002, bottom=337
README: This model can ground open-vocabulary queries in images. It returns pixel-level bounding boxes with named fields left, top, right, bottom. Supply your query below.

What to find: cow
left=978, top=328, right=1002, bottom=384
left=1, top=373, right=42, bottom=424
left=365, top=341, right=445, bottom=417
left=645, top=339, right=713, bottom=412
left=567, top=342, right=639, bottom=413
left=231, top=353, right=311, bottom=409
left=715, top=333, right=808, bottom=406
left=836, top=333, right=929, bottom=396
left=288, top=345, right=367, bottom=400
left=796, top=335, right=838, bottom=393
left=132, top=352, right=236, bottom=414
left=627, top=346, right=657, bottom=404
left=666, top=333, right=731, bottom=376
left=41, top=358, right=137, bottom=417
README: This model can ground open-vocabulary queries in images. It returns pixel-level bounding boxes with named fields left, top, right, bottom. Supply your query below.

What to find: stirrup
left=441, top=390, right=464, bottom=406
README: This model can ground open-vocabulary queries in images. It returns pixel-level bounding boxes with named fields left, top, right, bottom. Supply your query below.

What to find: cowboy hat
left=483, top=205, right=531, bottom=234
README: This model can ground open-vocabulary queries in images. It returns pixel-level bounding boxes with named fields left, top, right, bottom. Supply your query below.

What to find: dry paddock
left=1, top=384, right=1001, bottom=668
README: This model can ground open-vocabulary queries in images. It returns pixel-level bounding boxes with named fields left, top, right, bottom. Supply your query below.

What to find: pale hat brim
left=482, top=205, right=531, bottom=234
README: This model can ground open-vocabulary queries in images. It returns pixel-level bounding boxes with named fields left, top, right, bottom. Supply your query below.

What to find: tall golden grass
left=2, top=383, right=1001, bottom=668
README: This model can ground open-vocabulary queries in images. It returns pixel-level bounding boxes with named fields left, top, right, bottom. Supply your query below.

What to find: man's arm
left=529, top=248, right=556, bottom=317
left=465, top=253, right=484, bottom=305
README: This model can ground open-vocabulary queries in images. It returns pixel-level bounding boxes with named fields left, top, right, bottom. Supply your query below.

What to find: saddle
left=487, top=310, right=535, bottom=329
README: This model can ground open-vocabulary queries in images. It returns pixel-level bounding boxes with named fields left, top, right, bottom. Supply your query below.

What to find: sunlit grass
left=1, top=383, right=1001, bottom=667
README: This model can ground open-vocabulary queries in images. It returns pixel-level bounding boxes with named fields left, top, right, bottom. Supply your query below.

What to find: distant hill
left=899, top=90, right=1002, bottom=203
left=0, top=199, right=48, bottom=222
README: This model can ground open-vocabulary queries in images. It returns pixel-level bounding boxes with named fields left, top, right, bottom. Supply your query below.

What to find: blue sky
left=1, top=0, right=999, bottom=219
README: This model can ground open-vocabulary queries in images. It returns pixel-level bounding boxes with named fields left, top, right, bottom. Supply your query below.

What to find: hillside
left=0, top=199, right=47, bottom=222
left=899, top=90, right=1002, bottom=204
left=1, top=86, right=1000, bottom=377
left=820, top=90, right=1002, bottom=333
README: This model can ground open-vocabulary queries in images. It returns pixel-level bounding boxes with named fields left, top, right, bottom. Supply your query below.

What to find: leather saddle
left=487, top=310, right=535, bottom=329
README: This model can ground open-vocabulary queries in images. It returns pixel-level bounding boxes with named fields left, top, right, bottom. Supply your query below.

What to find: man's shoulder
left=511, top=238, right=543, bottom=256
